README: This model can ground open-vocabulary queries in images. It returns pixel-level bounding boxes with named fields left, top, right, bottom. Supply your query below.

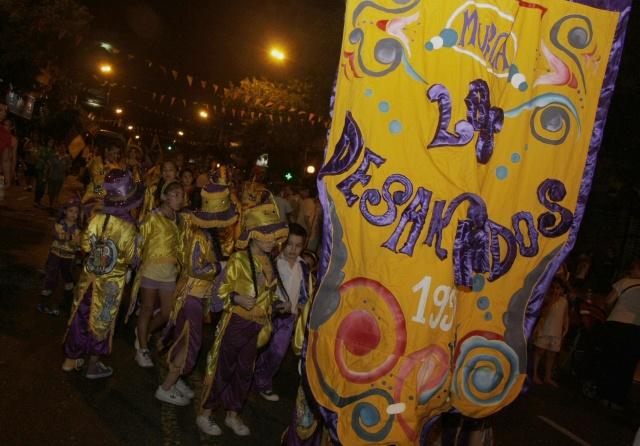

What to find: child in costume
left=197, top=196, right=289, bottom=437
left=138, top=160, right=178, bottom=223
left=254, top=223, right=312, bottom=402
left=155, top=182, right=238, bottom=407
left=129, top=180, right=185, bottom=368
left=37, top=198, right=82, bottom=316
left=62, top=169, right=142, bottom=379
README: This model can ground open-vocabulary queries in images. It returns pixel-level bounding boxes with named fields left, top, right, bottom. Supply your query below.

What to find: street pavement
left=0, top=182, right=638, bottom=446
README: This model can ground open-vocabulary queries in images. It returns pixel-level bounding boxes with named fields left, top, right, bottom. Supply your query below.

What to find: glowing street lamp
left=306, top=165, right=316, bottom=175
left=177, top=130, right=184, bottom=136
left=127, top=125, right=133, bottom=130
left=135, top=135, right=140, bottom=140
left=269, top=47, right=286, bottom=62
left=99, top=63, right=113, bottom=74
left=115, top=107, right=123, bottom=115
left=198, top=109, right=209, bottom=119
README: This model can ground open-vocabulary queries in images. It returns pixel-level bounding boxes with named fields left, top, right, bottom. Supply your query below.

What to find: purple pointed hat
left=102, top=169, right=144, bottom=212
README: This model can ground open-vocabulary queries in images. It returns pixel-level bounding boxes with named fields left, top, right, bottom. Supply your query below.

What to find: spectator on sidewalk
left=46, top=142, right=71, bottom=208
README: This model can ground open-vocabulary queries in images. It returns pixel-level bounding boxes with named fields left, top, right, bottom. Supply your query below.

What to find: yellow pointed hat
left=235, top=193, right=288, bottom=249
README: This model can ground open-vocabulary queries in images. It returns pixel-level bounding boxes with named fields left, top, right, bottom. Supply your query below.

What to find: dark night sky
left=78, top=0, right=345, bottom=85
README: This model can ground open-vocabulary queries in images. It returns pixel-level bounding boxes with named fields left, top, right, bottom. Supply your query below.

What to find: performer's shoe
left=86, top=362, right=113, bottom=379
left=225, top=415, right=250, bottom=436
left=196, top=415, right=222, bottom=436
left=176, top=379, right=194, bottom=399
left=259, top=390, right=280, bottom=402
left=155, top=385, right=190, bottom=406
left=135, top=348, right=154, bottom=368
left=62, top=358, right=85, bottom=372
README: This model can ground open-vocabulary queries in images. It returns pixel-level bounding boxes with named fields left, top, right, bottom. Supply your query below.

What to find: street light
left=177, top=130, right=184, bottom=136
left=115, top=107, right=123, bottom=115
left=306, top=165, right=316, bottom=175
left=127, top=125, right=133, bottom=130
left=135, top=135, right=140, bottom=140
left=269, top=47, right=286, bottom=62
left=99, top=63, right=113, bottom=74
left=198, top=109, right=209, bottom=119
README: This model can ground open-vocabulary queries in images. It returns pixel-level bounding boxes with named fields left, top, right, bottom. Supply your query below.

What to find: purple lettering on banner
left=360, top=174, right=413, bottom=227
left=488, top=220, right=518, bottom=281
left=512, top=211, right=539, bottom=257
left=383, top=186, right=432, bottom=256
left=453, top=218, right=490, bottom=287
left=425, top=193, right=488, bottom=262
left=465, top=79, right=504, bottom=164
left=319, top=111, right=364, bottom=179
left=427, top=84, right=475, bottom=148
left=480, top=23, right=497, bottom=58
left=337, top=148, right=386, bottom=207
left=537, top=179, right=574, bottom=237
left=460, top=8, right=479, bottom=46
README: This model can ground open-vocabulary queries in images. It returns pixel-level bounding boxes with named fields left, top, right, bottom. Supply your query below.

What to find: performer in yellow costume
left=153, top=183, right=238, bottom=413
left=81, top=145, right=125, bottom=208
left=138, top=160, right=178, bottom=223
left=62, top=169, right=142, bottom=379
left=129, top=180, right=186, bottom=368
left=198, top=195, right=289, bottom=437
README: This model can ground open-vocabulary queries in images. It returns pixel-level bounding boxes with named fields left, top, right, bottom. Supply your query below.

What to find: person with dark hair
left=598, top=258, right=640, bottom=409
left=37, top=199, right=82, bottom=316
left=138, top=160, right=178, bottom=222
left=531, top=277, right=570, bottom=386
left=128, top=180, right=185, bottom=369
left=254, top=222, right=313, bottom=402
left=46, top=141, right=71, bottom=207
left=156, top=183, right=238, bottom=408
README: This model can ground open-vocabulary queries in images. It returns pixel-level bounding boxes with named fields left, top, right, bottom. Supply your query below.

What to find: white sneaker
left=196, top=415, right=222, bottom=436
left=135, top=348, right=154, bottom=368
left=155, top=385, right=190, bottom=406
left=225, top=415, right=250, bottom=436
left=176, top=378, right=194, bottom=399
left=259, top=390, right=280, bottom=402
left=134, top=327, right=140, bottom=351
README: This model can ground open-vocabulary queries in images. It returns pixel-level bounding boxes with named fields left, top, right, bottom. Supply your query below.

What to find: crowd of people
left=10, top=125, right=328, bottom=441
left=530, top=253, right=640, bottom=412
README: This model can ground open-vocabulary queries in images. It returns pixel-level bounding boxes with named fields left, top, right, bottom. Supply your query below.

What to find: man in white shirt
left=253, top=223, right=311, bottom=402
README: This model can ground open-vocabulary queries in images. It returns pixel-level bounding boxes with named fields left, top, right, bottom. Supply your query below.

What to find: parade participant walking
left=156, top=182, right=237, bottom=407
left=81, top=144, right=124, bottom=208
left=37, top=198, right=82, bottom=316
left=198, top=196, right=289, bottom=437
left=254, top=223, right=312, bottom=402
left=532, top=277, right=570, bottom=386
left=62, top=169, right=142, bottom=379
left=139, top=160, right=178, bottom=222
left=129, top=180, right=185, bottom=368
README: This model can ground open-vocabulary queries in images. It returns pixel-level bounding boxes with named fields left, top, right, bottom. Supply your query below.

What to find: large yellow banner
left=306, top=0, right=627, bottom=444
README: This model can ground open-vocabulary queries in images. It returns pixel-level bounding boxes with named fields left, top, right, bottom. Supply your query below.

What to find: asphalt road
left=1, top=184, right=638, bottom=446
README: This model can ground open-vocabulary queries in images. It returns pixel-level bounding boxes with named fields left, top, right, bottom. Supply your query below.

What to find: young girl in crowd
left=128, top=180, right=185, bottom=368
left=37, top=198, right=82, bottom=316
left=180, top=168, right=197, bottom=209
left=156, top=183, right=238, bottom=406
left=62, top=169, right=142, bottom=379
left=254, top=223, right=312, bottom=402
left=532, top=277, right=570, bottom=386
left=139, top=160, right=178, bottom=222
left=198, top=197, right=289, bottom=437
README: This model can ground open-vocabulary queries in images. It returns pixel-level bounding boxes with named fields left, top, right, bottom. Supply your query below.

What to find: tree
left=0, top=0, right=93, bottom=91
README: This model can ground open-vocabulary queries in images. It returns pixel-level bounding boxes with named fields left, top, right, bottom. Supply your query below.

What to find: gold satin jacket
left=50, top=221, right=81, bottom=259
left=67, top=213, right=138, bottom=347
left=82, top=157, right=124, bottom=204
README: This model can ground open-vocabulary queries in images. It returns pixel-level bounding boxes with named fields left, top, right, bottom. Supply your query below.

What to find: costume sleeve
left=52, top=223, right=67, bottom=242
left=80, top=216, right=99, bottom=254
left=292, top=299, right=312, bottom=356
left=191, top=235, right=220, bottom=281
left=217, top=252, right=252, bottom=311
left=122, top=224, right=138, bottom=267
